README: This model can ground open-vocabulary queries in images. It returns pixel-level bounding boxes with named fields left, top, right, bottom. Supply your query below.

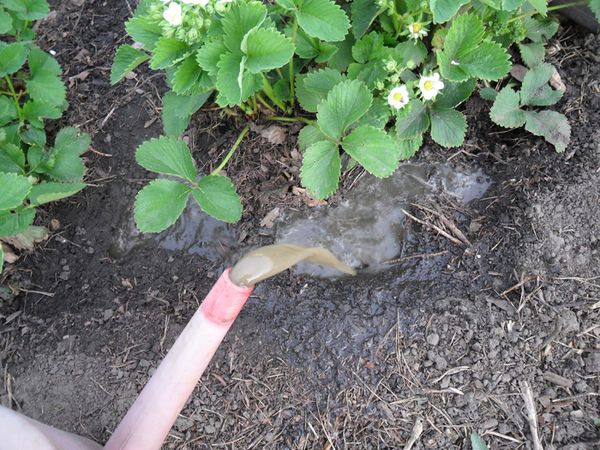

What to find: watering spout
left=230, top=243, right=356, bottom=286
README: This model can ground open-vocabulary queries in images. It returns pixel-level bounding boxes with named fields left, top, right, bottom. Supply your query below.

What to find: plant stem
left=270, top=115, right=315, bottom=125
left=261, top=74, right=287, bottom=112
left=249, top=95, right=257, bottom=113
left=547, top=0, right=587, bottom=10
left=211, top=125, right=250, bottom=176
left=507, top=1, right=587, bottom=22
left=289, top=16, right=298, bottom=109
left=4, top=76, right=24, bottom=123
left=256, top=93, right=275, bottom=112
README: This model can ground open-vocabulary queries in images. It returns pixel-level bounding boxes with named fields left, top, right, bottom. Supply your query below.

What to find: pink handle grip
left=105, top=269, right=253, bottom=450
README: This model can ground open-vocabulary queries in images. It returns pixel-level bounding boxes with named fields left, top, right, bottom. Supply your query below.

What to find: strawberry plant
left=0, top=0, right=90, bottom=273
left=112, top=0, right=599, bottom=232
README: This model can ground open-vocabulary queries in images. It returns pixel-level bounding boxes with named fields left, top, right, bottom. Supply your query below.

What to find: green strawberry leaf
left=361, top=98, right=391, bottom=129
left=134, top=179, right=190, bottom=233
left=519, top=42, right=545, bottom=67
left=26, top=47, right=65, bottom=107
left=192, top=175, right=242, bottom=223
left=352, top=32, right=385, bottom=64
left=276, top=0, right=296, bottom=10
left=328, top=34, right=355, bottom=71
left=591, top=0, right=600, bottom=21
left=222, top=0, right=267, bottom=53
left=314, top=42, right=338, bottom=63
left=0, top=172, right=32, bottom=210
left=397, top=134, right=424, bottom=160
left=490, top=87, right=526, bottom=128
left=524, top=17, right=558, bottom=42
left=20, top=127, right=45, bottom=147
left=479, top=87, right=498, bottom=101
left=342, top=125, right=399, bottom=178
left=316, top=79, right=372, bottom=139
left=215, top=51, right=262, bottom=106
left=296, top=67, right=346, bottom=113
left=527, top=0, right=547, bottom=15
left=520, top=63, right=563, bottom=106
left=171, top=56, right=213, bottom=95
left=2, top=0, right=48, bottom=20
left=197, top=39, right=227, bottom=78
left=162, top=91, right=211, bottom=137
left=524, top=110, right=570, bottom=153
left=28, top=45, right=61, bottom=76
left=28, top=182, right=86, bottom=206
left=430, top=0, right=470, bottom=23
left=0, top=9, right=13, bottom=34
left=502, top=0, right=524, bottom=10
left=429, top=107, right=467, bottom=148
left=0, top=241, right=3, bottom=272
left=298, top=124, right=327, bottom=152
left=22, top=101, right=62, bottom=124
left=0, top=96, right=18, bottom=127
left=393, top=40, right=428, bottom=67
left=395, top=100, right=430, bottom=140
left=296, top=0, right=350, bottom=42
left=125, top=16, right=163, bottom=50
left=434, top=79, right=476, bottom=109
left=347, top=61, right=387, bottom=89
left=300, top=140, right=341, bottom=199
left=0, top=143, right=24, bottom=173
left=46, top=127, right=90, bottom=181
left=242, top=27, right=294, bottom=73
left=0, top=208, right=36, bottom=237
left=470, top=432, right=489, bottom=450
left=150, top=37, right=189, bottom=70
left=0, top=43, right=29, bottom=77
left=111, top=45, right=150, bottom=84
left=136, top=136, right=197, bottom=182
left=351, top=0, right=380, bottom=39
left=437, top=14, right=510, bottom=81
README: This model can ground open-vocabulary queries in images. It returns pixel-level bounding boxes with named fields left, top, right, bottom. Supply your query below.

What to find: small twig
left=383, top=250, right=448, bottom=265
left=18, top=288, right=55, bottom=297
left=431, top=366, right=470, bottom=384
left=500, top=275, right=537, bottom=297
left=86, top=146, right=112, bottom=157
left=411, top=203, right=472, bottom=246
left=401, top=208, right=465, bottom=247
left=484, top=430, right=523, bottom=444
left=521, top=381, right=543, bottom=450
left=99, top=106, right=116, bottom=129
left=404, top=418, right=423, bottom=450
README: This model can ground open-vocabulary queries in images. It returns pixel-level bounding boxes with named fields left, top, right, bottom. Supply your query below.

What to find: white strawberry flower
left=163, top=2, right=183, bottom=26
left=419, top=73, right=444, bottom=101
left=387, top=85, right=410, bottom=110
left=182, top=0, right=209, bottom=6
left=408, top=22, right=428, bottom=40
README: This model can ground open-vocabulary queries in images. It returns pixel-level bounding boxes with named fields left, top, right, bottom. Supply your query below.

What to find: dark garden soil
left=1, top=1, right=600, bottom=449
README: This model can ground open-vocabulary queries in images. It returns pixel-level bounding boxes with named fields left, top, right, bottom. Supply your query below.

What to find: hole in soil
left=276, top=162, right=491, bottom=277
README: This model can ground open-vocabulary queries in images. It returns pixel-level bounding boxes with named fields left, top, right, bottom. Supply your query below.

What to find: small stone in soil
left=426, top=333, right=440, bottom=346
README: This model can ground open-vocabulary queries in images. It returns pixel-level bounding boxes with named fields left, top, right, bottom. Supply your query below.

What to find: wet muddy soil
left=1, top=1, right=600, bottom=449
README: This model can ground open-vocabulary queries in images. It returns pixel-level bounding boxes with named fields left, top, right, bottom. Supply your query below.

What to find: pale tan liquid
left=229, top=244, right=356, bottom=287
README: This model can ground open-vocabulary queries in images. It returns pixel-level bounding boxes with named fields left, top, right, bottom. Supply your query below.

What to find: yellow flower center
left=412, top=22, right=422, bottom=33
left=392, top=91, right=405, bottom=103
left=423, top=80, right=434, bottom=90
